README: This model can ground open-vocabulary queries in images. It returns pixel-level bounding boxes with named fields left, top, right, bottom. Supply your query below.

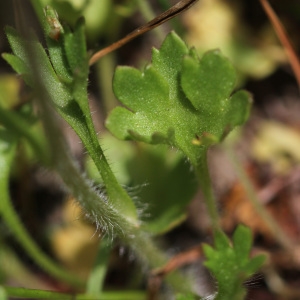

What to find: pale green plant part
left=106, top=32, right=251, bottom=166
left=1, top=3, right=265, bottom=299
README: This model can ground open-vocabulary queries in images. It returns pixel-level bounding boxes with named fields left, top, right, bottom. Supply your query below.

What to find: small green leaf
left=4, top=26, right=29, bottom=63
left=203, top=225, right=265, bottom=300
left=245, top=255, right=266, bottom=274
left=107, top=32, right=251, bottom=166
left=4, top=26, right=72, bottom=108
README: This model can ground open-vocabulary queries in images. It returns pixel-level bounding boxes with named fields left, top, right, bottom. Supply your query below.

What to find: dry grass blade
left=259, top=0, right=300, bottom=89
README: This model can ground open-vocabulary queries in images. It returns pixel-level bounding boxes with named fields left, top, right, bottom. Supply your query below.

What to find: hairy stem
left=23, top=23, right=193, bottom=297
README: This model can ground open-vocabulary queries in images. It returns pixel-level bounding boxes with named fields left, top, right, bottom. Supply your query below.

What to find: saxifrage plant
left=0, top=2, right=265, bottom=299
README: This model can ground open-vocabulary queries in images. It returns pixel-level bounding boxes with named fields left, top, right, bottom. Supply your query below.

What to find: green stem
left=57, top=101, right=138, bottom=223
left=86, top=126, right=138, bottom=224
left=194, top=150, right=220, bottom=231
left=31, top=59, right=193, bottom=296
left=17, top=2, right=194, bottom=293
left=225, top=144, right=294, bottom=250
left=29, top=0, right=138, bottom=223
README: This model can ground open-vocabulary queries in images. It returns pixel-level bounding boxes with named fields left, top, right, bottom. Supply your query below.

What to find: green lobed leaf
left=203, top=225, right=265, bottom=300
left=106, top=32, right=251, bottom=166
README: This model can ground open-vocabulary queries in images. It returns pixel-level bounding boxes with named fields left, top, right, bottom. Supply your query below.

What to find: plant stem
left=194, top=150, right=220, bottom=231
left=37, top=94, right=193, bottom=294
left=19, top=1, right=195, bottom=293
left=28, top=39, right=193, bottom=296
left=225, top=144, right=294, bottom=250
left=28, top=0, right=138, bottom=223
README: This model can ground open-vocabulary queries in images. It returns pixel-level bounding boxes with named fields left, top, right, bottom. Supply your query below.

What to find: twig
left=89, top=0, right=199, bottom=65
left=259, top=0, right=300, bottom=89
